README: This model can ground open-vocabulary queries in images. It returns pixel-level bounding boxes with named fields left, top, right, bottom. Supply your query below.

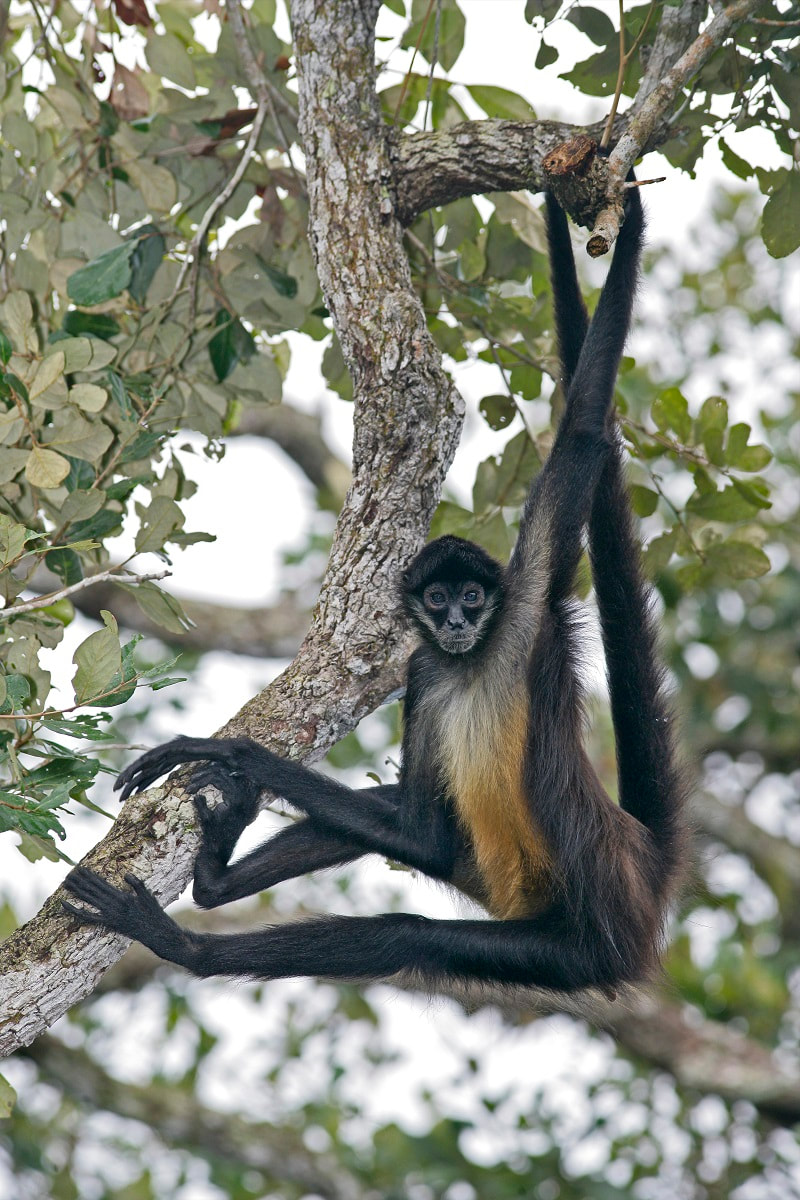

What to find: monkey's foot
left=62, top=867, right=195, bottom=966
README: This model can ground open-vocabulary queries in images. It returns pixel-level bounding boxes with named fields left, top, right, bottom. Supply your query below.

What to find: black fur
left=64, top=187, right=687, bottom=996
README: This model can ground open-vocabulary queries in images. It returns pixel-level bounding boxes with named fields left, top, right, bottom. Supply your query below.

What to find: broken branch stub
left=542, top=136, right=627, bottom=257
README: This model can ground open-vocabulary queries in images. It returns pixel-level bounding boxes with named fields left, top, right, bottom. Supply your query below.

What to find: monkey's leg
left=117, top=736, right=453, bottom=878
left=62, top=872, right=633, bottom=990
left=190, top=764, right=399, bottom=907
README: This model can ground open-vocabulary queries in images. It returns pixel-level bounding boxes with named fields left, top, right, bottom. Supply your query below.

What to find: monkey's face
left=407, top=579, right=498, bottom=655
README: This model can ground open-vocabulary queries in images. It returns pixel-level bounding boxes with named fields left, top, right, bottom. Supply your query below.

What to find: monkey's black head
left=401, top=535, right=505, bottom=656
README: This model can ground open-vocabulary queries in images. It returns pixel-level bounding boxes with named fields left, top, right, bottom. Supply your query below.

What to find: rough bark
left=0, top=0, right=461, bottom=1057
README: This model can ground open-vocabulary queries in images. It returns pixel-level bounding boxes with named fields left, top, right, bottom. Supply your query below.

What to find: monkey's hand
left=62, top=868, right=196, bottom=968
left=189, top=762, right=262, bottom=866
left=114, top=735, right=238, bottom=802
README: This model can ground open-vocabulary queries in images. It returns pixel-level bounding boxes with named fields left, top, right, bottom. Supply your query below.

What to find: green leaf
left=566, top=5, right=615, bottom=46
left=42, top=412, right=114, bottom=463
left=535, top=39, right=558, bottom=69
left=0, top=674, right=31, bottom=714
left=0, top=514, right=40, bottom=568
left=45, top=548, right=83, bottom=587
left=127, top=579, right=194, bottom=634
left=479, top=393, right=516, bottom=431
left=472, top=457, right=501, bottom=513
left=24, top=447, right=71, bottom=489
left=473, top=511, right=511, bottom=561
left=28, top=351, right=66, bottom=402
left=0, top=328, right=12, bottom=364
left=42, top=714, right=114, bottom=741
left=629, top=485, right=659, bottom=517
left=135, top=495, right=185, bottom=554
left=761, top=170, right=800, bottom=258
left=696, top=395, right=728, bottom=465
left=652, top=387, right=691, bottom=442
left=466, top=86, right=536, bottom=122
left=509, top=364, right=542, bottom=400
left=706, top=540, right=771, bottom=580
left=67, top=243, right=135, bottom=305
left=69, top=383, right=108, bottom=413
left=643, top=528, right=677, bottom=575
left=687, top=483, right=765, bottom=522
left=494, top=430, right=542, bottom=507
left=129, top=225, right=166, bottom=303
left=145, top=31, right=196, bottom=90
left=561, top=42, right=622, bottom=97
left=208, top=310, right=256, bottom=382
left=0, top=1074, right=16, bottom=1118
left=525, top=0, right=560, bottom=20
left=726, top=423, right=772, bottom=471
left=730, top=477, right=771, bottom=511
left=127, top=159, right=177, bottom=213
left=72, top=610, right=122, bottom=704
left=718, top=137, right=754, bottom=181
left=262, top=262, right=298, bottom=299
left=108, top=371, right=137, bottom=419
left=400, top=0, right=465, bottom=72
left=429, top=501, right=476, bottom=541
left=62, top=310, right=120, bottom=340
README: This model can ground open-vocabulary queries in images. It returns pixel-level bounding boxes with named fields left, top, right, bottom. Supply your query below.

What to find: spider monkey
left=63, top=185, right=687, bottom=996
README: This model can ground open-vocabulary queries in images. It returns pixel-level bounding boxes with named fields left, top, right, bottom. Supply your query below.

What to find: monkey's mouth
left=441, top=631, right=477, bottom=654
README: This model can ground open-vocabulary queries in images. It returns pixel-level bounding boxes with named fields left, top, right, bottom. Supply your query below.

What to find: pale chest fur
left=427, top=669, right=551, bottom=918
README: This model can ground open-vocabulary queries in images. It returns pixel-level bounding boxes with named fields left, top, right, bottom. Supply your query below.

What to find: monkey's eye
left=423, top=587, right=448, bottom=610
left=462, top=584, right=485, bottom=607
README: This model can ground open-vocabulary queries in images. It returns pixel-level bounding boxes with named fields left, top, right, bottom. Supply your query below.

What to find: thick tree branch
left=70, top=580, right=312, bottom=658
left=393, top=117, right=581, bottom=226
left=0, top=0, right=462, bottom=1057
left=21, top=1037, right=366, bottom=1200
left=393, top=0, right=767, bottom=249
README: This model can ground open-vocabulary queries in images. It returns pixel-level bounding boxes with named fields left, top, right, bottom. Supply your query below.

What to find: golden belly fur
left=434, top=677, right=550, bottom=918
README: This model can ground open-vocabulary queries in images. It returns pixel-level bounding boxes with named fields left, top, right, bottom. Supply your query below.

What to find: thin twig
left=394, top=0, right=437, bottom=121
left=623, top=176, right=666, bottom=188
left=600, top=0, right=657, bottom=150
left=169, top=98, right=268, bottom=313
left=3, top=567, right=171, bottom=618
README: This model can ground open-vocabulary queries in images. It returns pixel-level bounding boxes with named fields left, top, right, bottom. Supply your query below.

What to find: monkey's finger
left=61, top=899, right=108, bottom=926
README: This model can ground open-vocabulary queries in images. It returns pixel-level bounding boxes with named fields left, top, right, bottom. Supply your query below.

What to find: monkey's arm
left=190, top=763, right=399, bottom=907
left=544, top=192, right=589, bottom=387
left=508, top=190, right=644, bottom=612
left=114, top=736, right=452, bottom=878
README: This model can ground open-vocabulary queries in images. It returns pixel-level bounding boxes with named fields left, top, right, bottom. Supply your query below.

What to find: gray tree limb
left=70, top=580, right=311, bottom=659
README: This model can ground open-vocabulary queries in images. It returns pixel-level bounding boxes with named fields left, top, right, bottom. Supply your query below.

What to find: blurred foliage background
left=0, top=1, right=798, bottom=1198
